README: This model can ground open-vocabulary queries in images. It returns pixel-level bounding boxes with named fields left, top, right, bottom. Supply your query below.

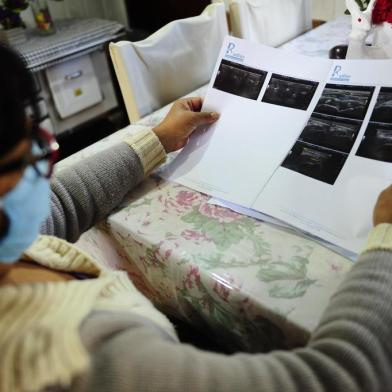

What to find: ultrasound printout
left=164, top=36, right=392, bottom=255
left=262, top=74, right=318, bottom=111
left=314, top=84, right=374, bottom=120
left=213, top=60, right=267, bottom=100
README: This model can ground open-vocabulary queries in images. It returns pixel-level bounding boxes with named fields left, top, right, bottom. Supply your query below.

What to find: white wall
left=22, top=0, right=129, bottom=28
left=312, top=0, right=347, bottom=20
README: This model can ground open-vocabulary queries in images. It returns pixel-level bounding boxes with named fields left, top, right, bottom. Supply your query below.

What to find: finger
left=185, top=97, right=203, bottom=112
left=382, top=184, right=392, bottom=194
left=190, top=111, right=220, bottom=127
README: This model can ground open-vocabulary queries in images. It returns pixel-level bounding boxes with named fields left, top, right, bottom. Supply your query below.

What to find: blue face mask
left=0, top=161, right=50, bottom=264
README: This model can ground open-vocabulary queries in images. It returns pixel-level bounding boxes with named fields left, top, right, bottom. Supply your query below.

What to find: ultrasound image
left=356, top=122, right=392, bottom=163
left=282, top=141, right=348, bottom=185
left=261, top=74, right=318, bottom=111
left=314, top=84, right=374, bottom=120
left=370, top=87, right=392, bottom=124
left=299, top=114, right=362, bottom=154
left=213, top=60, right=267, bottom=100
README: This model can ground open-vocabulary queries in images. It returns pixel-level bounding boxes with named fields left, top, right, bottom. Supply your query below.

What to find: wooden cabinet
left=125, top=0, right=211, bottom=33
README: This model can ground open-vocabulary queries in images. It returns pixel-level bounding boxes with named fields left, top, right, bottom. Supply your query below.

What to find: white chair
left=229, top=0, right=312, bottom=47
left=109, top=3, right=228, bottom=123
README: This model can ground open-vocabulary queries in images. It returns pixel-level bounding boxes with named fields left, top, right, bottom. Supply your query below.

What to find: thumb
left=190, top=111, right=220, bottom=127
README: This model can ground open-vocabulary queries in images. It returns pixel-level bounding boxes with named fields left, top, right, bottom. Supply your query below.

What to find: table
left=280, top=16, right=351, bottom=58
left=17, top=18, right=124, bottom=72
left=57, top=17, right=355, bottom=352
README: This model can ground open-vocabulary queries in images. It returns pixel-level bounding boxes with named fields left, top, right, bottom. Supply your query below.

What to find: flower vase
left=30, top=0, right=55, bottom=35
left=0, top=27, right=27, bottom=46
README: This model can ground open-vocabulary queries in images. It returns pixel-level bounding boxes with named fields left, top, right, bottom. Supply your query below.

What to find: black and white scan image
left=261, top=74, right=319, bottom=111
left=299, top=113, right=362, bottom=154
left=356, top=122, right=392, bottom=163
left=370, top=87, right=392, bottom=124
left=282, top=141, right=348, bottom=185
left=314, top=84, right=374, bottom=121
left=213, top=60, right=267, bottom=100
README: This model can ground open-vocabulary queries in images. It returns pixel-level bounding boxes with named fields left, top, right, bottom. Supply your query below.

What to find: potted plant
left=0, top=0, right=29, bottom=45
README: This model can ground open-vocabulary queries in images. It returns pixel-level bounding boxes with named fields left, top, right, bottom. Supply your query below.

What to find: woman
left=1, top=44, right=392, bottom=392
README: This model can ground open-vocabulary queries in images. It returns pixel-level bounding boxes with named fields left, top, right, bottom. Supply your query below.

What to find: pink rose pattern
left=176, top=190, right=205, bottom=208
left=198, top=203, right=241, bottom=224
left=183, top=266, right=202, bottom=290
left=181, top=229, right=211, bottom=243
left=213, top=275, right=241, bottom=302
left=158, top=189, right=207, bottom=214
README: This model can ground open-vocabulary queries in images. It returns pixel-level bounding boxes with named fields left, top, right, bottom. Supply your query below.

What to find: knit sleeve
left=70, top=244, right=392, bottom=392
left=123, top=128, right=166, bottom=175
left=41, top=129, right=166, bottom=242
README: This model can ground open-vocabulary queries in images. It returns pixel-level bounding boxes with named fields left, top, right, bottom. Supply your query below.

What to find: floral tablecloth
left=56, top=17, right=355, bottom=352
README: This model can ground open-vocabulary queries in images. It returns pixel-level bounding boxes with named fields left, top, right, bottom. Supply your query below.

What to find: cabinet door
left=312, top=0, right=346, bottom=21
left=126, top=0, right=211, bottom=33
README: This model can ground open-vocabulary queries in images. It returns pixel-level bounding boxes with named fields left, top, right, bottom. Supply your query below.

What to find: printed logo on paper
left=330, top=65, right=351, bottom=82
left=225, top=42, right=245, bottom=63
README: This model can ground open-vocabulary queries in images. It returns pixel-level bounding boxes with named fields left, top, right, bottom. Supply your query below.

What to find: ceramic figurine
left=346, top=0, right=392, bottom=59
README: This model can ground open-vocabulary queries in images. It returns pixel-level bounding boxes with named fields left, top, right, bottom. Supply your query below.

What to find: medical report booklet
left=162, top=36, right=392, bottom=255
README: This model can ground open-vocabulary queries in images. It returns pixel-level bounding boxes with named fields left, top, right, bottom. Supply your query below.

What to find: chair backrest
left=110, top=3, right=228, bottom=123
left=229, top=0, right=312, bottom=47
left=211, top=0, right=231, bottom=11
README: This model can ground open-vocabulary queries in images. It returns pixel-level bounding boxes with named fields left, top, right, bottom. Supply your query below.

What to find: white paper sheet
left=163, top=36, right=392, bottom=255
left=253, top=62, right=392, bottom=254
left=162, top=37, right=332, bottom=207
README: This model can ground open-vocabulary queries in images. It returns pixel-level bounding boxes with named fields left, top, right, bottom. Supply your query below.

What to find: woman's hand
left=153, top=97, right=219, bottom=153
left=374, top=185, right=392, bottom=226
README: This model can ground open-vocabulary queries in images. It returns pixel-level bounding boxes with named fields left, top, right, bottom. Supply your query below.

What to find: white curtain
left=22, top=0, right=129, bottom=28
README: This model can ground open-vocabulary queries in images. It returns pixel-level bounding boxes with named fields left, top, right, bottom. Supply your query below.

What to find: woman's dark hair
left=0, top=44, right=39, bottom=156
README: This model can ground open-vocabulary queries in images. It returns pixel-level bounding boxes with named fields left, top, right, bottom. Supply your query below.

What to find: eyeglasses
left=0, top=127, right=59, bottom=178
